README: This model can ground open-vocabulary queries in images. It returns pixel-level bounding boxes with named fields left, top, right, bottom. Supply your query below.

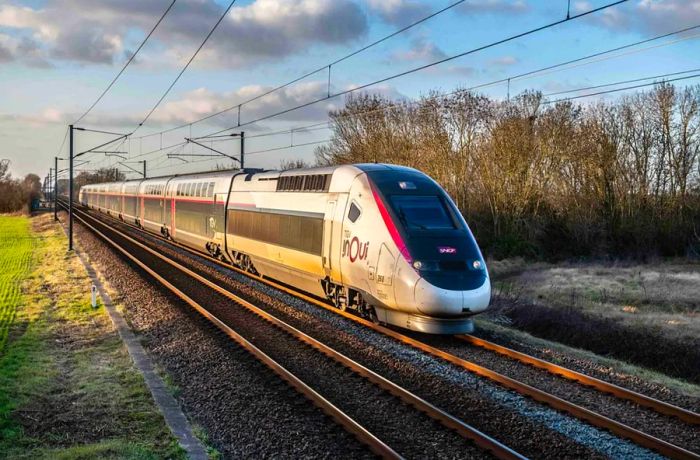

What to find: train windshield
left=390, top=195, right=456, bottom=231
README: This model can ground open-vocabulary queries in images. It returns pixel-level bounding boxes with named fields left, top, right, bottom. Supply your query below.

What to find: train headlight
left=413, top=260, right=440, bottom=271
left=472, top=260, right=483, bottom=270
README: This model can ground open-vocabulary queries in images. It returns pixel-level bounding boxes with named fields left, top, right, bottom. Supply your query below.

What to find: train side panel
left=169, top=173, right=235, bottom=256
left=224, top=171, right=328, bottom=297
left=138, top=178, right=169, bottom=235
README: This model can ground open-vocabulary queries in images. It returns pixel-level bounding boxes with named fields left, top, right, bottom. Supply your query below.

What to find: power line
left=56, top=126, right=69, bottom=158
left=544, top=68, right=700, bottom=97
left=132, top=0, right=238, bottom=134
left=544, top=72, right=700, bottom=104
left=94, top=0, right=631, bottom=168
left=132, top=0, right=471, bottom=140
left=197, top=0, right=630, bottom=139
left=464, top=24, right=700, bottom=93
left=73, top=0, right=177, bottom=125
left=104, top=20, right=697, bottom=171
left=193, top=21, right=700, bottom=144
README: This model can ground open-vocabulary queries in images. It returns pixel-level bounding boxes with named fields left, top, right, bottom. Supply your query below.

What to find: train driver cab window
left=390, top=196, right=455, bottom=231
left=348, top=202, right=361, bottom=223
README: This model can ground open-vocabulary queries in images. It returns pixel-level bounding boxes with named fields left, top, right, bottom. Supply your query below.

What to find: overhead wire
left=191, top=21, right=700, bottom=145
left=131, top=0, right=472, bottom=140
left=113, top=19, right=700, bottom=172
left=93, top=0, right=633, bottom=169
left=544, top=71, right=700, bottom=103
left=196, top=0, right=632, bottom=139
left=88, top=0, right=694, bottom=175
left=131, top=0, right=239, bottom=135
left=73, top=0, right=177, bottom=124
left=543, top=68, right=700, bottom=97
left=207, top=68, right=700, bottom=164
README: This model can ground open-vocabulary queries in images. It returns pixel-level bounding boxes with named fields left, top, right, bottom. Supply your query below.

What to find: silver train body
left=79, top=164, right=490, bottom=334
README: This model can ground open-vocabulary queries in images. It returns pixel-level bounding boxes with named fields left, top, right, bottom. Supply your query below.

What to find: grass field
left=0, top=214, right=184, bottom=459
left=487, top=258, right=700, bottom=383
left=0, top=217, right=33, bottom=354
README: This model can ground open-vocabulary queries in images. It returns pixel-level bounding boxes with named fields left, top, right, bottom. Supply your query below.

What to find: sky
left=1, top=0, right=699, bottom=181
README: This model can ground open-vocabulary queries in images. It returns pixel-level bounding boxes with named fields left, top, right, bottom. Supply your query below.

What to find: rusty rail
left=64, top=203, right=526, bottom=460
left=64, top=202, right=700, bottom=460
left=458, top=334, right=700, bottom=425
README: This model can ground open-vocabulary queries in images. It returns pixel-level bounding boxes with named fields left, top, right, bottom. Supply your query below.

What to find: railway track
left=59, top=202, right=524, bottom=459
left=60, top=201, right=700, bottom=459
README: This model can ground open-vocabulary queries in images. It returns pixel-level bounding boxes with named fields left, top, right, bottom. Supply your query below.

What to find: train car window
left=195, top=183, right=202, bottom=197
left=202, top=183, right=209, bottom=197
left=348, top=202, right=361, bottom=223
left=209, top=182, right=215, bottom=197
left=390, top=195, right=455, bottom=231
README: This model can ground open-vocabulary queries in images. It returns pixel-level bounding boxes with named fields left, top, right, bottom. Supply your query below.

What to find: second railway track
left=62, top=202, right=524, bottom=459
left=61, top=201, right=700, bottom=459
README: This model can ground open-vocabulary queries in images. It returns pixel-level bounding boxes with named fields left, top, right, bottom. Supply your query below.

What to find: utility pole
left=54, top=157, right=59, bottom=221
left=48, top=168, right=53, bottom=206
left=240, top=131, right=245, bottom=169
left=143, top=160, right=147, bottom=178
left=68, top=124, right=74, bottom=251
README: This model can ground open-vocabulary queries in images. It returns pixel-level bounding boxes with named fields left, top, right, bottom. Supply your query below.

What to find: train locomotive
left=79, top=164, right=490, bottom=334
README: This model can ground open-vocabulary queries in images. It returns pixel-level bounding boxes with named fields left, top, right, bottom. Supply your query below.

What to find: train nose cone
left=414, top=278, right=463, bottom=317
left=414, top=277, right=492, bottom=317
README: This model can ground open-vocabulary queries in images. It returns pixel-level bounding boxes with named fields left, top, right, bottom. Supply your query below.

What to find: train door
left=212, top=192, right=226, bottom=240
left=322, top=198, right=336, bottom=278
left=164, top=189, right=171, bottom=232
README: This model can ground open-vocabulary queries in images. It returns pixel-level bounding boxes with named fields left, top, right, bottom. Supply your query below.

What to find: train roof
left=79, top=164, right=422, bottom=191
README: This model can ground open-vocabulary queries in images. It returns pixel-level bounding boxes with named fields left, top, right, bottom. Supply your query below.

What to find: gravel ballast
left=69, top=208, right=688, bottom=459
left=66, top=213, right=373, bottom=459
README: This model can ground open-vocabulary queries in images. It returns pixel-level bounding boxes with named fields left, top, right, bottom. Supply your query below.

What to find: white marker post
left=91, top=285, right=98, bottom=308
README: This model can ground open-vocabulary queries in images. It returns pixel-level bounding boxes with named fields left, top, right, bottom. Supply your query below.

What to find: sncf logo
left=342, top=236, right=369, bottom=262
left=438, top=246, right=457, bottom=254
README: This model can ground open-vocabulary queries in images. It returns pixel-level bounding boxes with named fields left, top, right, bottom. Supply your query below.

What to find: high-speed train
left=79, top=164, right=490, bottom=334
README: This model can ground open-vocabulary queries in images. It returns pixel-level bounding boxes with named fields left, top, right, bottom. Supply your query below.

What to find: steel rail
left=78, top=202, right=700, bottom=423
left=62, top=202, right=526, bottom=460
left=458, top=335, right=700, bottom=425
left=62, top=201, right=700, bottom=459
left=64, top=208, right=400, bottom=459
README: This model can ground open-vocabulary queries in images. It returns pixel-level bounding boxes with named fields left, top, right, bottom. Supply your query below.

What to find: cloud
left=0, top=0, right=369, bottom=68
left=574, top=0, right=700, bottom=35
left=150, top=81, right=341, bottom=127
left=391, top=37, right=447, bottom=62
left=489, top=55, right=518, bottom=66
left=457, top=0, right=530, bottom=15
left=366, top=0, right=430, bottom=25
left=50, top=27, right=122, bottom=64
left=0, top=31, right=50, bottom=66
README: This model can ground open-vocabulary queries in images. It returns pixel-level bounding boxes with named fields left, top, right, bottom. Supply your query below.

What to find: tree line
left=315, top=83, right=700, bottom=259
left=0, top=161, right=42, bottom=213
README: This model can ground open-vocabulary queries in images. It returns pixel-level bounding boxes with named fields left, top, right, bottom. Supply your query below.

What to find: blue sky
left=1, top=0, right=699, bottom=179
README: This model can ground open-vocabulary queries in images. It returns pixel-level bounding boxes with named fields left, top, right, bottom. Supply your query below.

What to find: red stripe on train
left=370, top=184, right=412, bottom=263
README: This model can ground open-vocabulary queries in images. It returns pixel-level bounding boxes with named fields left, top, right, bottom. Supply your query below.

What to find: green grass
left=0, top=216, right=33, bottom=354
left=0, top=214, right=185, bottom=459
